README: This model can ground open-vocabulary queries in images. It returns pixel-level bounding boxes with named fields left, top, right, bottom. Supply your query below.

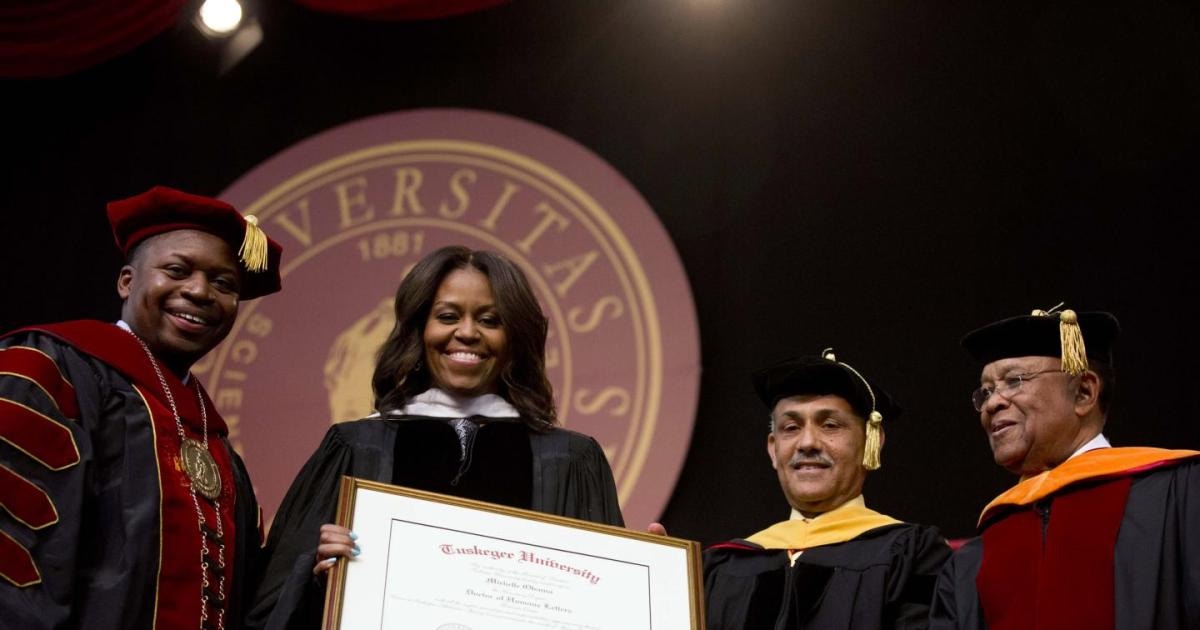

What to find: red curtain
left=291, top=0, right=510, bottom=21
left=0, top=1, right=186, bottom=78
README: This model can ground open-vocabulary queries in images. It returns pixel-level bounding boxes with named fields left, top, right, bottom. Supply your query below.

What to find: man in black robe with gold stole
left=704, top=351, right=951, bottom=629
left=930, top=306, right=1200, bottom=630
left=0, top=187, right=283, bottom=629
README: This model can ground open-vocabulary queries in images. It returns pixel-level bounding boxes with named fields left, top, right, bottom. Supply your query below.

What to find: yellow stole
left=745, top=496, right=901, bottom=550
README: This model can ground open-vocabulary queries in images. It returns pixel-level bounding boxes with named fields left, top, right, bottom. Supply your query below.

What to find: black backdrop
left=2, top=1, right=1198, bottom=542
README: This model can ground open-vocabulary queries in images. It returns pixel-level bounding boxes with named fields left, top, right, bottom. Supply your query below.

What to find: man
left=704, top=350, right=951, bottom=629
left=930, top=306, right=1200, bottom=630
left=0, top=186, right=283, bottom=630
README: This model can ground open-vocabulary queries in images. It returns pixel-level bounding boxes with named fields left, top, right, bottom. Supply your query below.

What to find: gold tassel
left=238, top=215, right=269, bottom=272
left=1058, top=309, right=1088, bottom=375
left=863, top=411, right=883, bottom=470
left=827, top=347, right=883, bottom=469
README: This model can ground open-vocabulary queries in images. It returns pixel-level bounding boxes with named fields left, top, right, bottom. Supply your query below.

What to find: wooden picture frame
left=323, top=476, right=704, bottom=629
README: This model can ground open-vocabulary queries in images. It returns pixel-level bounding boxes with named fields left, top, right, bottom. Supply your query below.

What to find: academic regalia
left=710, top=351, right=947, bottom=628
left=0, top=321, right=262, bottom=630
left=246, top=410, right=624, bottom=630
left=704, top=498, right=951, bottom=630
left=930, top=447, right=1200, bottom=630
left=936, top=305, right=1200, bottom=629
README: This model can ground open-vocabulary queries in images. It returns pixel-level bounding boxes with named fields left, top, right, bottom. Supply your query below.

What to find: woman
left=246, top=246, right=623, bottom=629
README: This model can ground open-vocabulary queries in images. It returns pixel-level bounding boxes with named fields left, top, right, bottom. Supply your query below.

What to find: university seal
left=196, top=109, right=700, bottom=528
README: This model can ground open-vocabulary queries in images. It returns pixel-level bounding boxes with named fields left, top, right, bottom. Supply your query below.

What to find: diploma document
left=323, top=477, right=704, bottom=630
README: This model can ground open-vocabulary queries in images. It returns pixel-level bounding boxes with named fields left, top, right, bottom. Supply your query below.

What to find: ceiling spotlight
left=197, top=0, right=244, bottom=37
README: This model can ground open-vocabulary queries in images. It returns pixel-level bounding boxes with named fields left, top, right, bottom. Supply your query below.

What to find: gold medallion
left=180, top=438, right=222, bottom=500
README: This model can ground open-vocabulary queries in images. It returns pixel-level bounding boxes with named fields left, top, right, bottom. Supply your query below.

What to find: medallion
left=180, top=437, right=222, bottom=500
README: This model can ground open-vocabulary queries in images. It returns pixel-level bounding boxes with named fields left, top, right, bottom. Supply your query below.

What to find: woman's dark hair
left=371, top=245, right=557, bottom=431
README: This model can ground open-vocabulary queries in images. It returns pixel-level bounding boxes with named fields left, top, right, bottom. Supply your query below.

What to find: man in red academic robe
left=930, top=306, right=1200, bottom=630
left=0, top=187, right=282, bottom=630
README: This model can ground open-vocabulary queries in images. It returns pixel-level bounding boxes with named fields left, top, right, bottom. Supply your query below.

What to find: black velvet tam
left=961, top=311, right=1120, bottom=366
left=751, top=354, right=901, bottom=421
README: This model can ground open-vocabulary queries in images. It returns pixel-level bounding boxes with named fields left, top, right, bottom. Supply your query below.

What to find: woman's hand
left=312, top=524, right=360, bottom=576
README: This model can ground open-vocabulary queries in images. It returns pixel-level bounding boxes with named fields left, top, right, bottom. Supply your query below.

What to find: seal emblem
left=196, top=109, right=700, bottom=528
left=180, top=437, right=222, bottom=500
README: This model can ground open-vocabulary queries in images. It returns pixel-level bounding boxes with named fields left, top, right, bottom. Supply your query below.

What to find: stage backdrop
left=196, top=109, right=701, bottom=529
left=4, top=0, right=1198, bottom=542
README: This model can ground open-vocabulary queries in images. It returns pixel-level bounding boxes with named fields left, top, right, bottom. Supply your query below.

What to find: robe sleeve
left=0, top=332, right=93, bottom=630
left=702, top=544, right=789, bottom=630
left=702, top=548, right=742, bottom=627
left=228, top=444, right=265, bottom=630
left=928, top=537, right=985, bottom=630
left=1115, top=459, right=1200, bottom=630
left=885, top=524, right=953, bottom=629
left=530, top=429, right=624, bottom=526
left=1179, top=461, right=1200, bottom=627
left=244, top=424, right=355, bottom=630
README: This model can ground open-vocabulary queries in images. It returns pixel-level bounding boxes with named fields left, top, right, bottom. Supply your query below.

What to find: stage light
left=188, top=0, right=261, bottom=75
left=197, top=0, right=244, bottom=37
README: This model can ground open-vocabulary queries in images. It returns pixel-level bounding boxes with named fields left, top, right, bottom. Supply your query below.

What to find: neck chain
left=124, top=330, right=227, bottom=630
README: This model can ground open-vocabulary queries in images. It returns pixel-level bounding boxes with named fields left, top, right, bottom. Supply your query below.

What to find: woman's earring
left=413, top=360, right=423, bottom=373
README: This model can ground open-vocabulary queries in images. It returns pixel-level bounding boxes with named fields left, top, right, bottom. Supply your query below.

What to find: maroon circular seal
left=195, top=109, right=700, bottom=529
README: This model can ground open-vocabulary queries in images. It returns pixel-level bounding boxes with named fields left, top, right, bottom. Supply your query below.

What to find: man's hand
left=646, top=522, right=668, bottom=536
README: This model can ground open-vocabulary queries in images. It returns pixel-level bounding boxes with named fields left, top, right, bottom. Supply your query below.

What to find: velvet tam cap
left=107, top=186, right=282, bottom=299
left=961, top=308, right=1119, bottom=369
left=751, top=351, right=902, bottom=422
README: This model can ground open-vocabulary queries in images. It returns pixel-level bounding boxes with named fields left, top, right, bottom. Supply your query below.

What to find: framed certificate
left=323, top=476, right=704, bottom=630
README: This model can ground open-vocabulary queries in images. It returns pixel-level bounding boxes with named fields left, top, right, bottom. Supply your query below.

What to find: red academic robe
left=0, top=320, right=262, bottom=629
left=930, top=447, right=1200, bottom=630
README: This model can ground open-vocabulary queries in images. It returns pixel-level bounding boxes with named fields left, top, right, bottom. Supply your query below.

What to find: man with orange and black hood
left=0, top=186, right=282, bottom=630
left=930, top=305, right=1200, bottom=630
left=704, top=350, right=950, bottom=629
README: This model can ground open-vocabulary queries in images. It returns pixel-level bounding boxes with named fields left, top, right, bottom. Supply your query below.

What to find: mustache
left=787, top=454, right=832, bottom=467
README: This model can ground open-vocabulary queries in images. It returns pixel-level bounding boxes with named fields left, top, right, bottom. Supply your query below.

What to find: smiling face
left=979, top=356, right=1088, bottom=476
left=422, top=267, right=510, bottom=397
left=767, top=394, right=870, bottom=517
left=117, top=229, right=242, bottom=377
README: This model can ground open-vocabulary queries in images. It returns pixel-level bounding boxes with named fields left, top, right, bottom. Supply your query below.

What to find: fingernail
left=349, top=531, right=358, bottom=541
left=325, top=557, right=338, bottom=565
left=352, top=547, right=361, bottom=557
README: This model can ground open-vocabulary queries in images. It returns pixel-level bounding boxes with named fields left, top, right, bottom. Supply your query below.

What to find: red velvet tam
left=107, top=186, right=282, bottom=299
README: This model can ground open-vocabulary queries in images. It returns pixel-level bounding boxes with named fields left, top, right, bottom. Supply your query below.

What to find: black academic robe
left=704, top=523, right=950, bottom=630
left=246, top=415, right=624, bottom=630
left=929, top=457, right=1200, bottom=630
left=0, top=321, right=261, bottom=630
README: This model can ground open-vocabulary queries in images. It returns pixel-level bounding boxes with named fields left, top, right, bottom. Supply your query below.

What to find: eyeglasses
left=970, top=369, right=1066, bottom=412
